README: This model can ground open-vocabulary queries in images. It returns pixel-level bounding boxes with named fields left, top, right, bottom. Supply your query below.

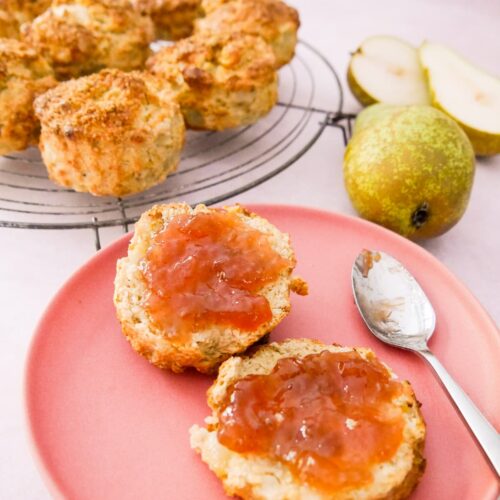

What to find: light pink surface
left=26, top=206, right=499, bottom=500
left=1, top=1, right=500, bottom=497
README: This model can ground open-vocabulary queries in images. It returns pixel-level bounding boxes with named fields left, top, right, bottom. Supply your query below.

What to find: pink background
left=0, top=0, right=499, bottom=497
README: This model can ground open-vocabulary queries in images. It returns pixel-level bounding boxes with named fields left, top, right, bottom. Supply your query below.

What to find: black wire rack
left=0, top=40, right=355, bottom=250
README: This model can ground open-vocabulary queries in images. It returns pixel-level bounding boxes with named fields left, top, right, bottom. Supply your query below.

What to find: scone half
left=114, top=204, right=307, bottom=373
left=190, top=338, right=426, bottom=499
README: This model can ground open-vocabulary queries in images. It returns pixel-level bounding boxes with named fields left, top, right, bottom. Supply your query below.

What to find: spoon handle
left=418, top=348, right=500, bottom=477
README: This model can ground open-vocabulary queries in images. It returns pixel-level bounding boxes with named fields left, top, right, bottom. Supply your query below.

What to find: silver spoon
left=352, top=249, right=500, bottom=477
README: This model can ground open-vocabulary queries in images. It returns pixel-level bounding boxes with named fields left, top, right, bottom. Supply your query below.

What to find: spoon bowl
left=352, top=250, right=435, bottom=350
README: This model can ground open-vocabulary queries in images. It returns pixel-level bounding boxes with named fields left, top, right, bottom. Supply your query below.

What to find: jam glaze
left=142, top=209, right=291, bottom=338
left=217, top=350, right=405, bottom=493
left=360, top=249, right=381, bottom=278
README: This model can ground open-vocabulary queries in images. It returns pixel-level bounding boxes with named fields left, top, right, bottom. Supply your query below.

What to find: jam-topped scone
left=146, top=32, right=278, bottom=130
left=21, top=0, right=154, bottom=80
left=131, top=0, right=202, bottom=40
left=196, top=0, right=300, bottom=68
left=114, top=204, right=307, bottom=373
left=34, top=69, right=185, bottom=196
left=190, top=338, right=426, bottom=499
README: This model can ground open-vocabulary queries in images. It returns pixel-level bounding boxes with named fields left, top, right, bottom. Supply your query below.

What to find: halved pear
left=347, top=35, right=430, bottom=107
left=419, top=42, right=500, bottom=156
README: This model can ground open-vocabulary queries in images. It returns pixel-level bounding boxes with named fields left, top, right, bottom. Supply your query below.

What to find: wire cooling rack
left=0, top=40, right=354, bottom=249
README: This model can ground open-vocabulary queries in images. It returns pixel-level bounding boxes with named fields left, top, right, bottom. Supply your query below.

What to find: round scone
left=195, top=0, right=299, bottom=68
left=21, top=0, right=154, bottom=79
left=34, top=69, right=185, bottom=196
left=190, top=338, right=426, bottom=500
left=132, top=0, right=202, bottom=40
left=0, top=38, right=55, bottom=155
left=146, top=32, right=278, bottom=130
left=114, top=203, right=308, bottom=373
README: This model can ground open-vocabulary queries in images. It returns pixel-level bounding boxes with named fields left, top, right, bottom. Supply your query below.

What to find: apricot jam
left=217, top=350, right=405, bottom=493
left=142, top=209, right=290, bottom=337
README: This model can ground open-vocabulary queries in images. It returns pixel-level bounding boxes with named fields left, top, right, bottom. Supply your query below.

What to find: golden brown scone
left=199, top=0, right=220, bottom=12
left=0, top=7, right=20, bottom=38
left=0, top=0, right=51, bottom=31
left=190, top=338, right=426, bottom=500
left=132, top=0, right=202, bottom=40
left=0, top=38, right=55, bottom=155
left=114, top=203, right=308, bottom=373
left=196, top=0, right=299, bottom=68
left=34, top=69, right=185, bottom=196
left=146, top=32, right=278, bottom=130
left=21, top=0, right=154, bottom=79
left=17, top=0, right=51, bottom=20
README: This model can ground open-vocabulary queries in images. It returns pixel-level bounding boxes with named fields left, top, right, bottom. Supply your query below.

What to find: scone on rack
left=196, top=0, right=299, bottom=68
left=0, top=38, right=55, bottom=155
left=146, top=32, right=278, bottom=130
left=0, top=0, right=51, bottom=34
left=131, top=0, right=202, bottom=40
left=114, top=203, right=308, bottom=373
left=21, top=0, right=154, bottom=79
left=191, top=338, right=426, bottom=500
left=34, top=69, right=185, bottom=196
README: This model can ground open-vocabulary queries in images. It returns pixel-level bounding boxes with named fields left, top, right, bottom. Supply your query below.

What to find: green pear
left=419, top=42, right=500, bottom=156
left=344, top=105, right=475, bottom=239
left=347, top=35, right=430, bottom=107
left=354, top=103, right=402, bottom=134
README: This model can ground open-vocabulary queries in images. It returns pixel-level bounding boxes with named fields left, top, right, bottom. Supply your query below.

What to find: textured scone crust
left=190, top=339, right=426, bottom=500
left=34, top=69, right=185, bottom=196
left=132, top=0, right=202, bottom=40
left=196, top=0, right=299, bottom=68
left=114, top=204, right=307, bottom=373
left=146, top=32, right=278, bottom=130
left=0, top=7, right=20, bottom=38
left=0, top=38, right=56, bottom=155
left=21, top=0, right=154, bottom=79
left=1, top=0, right=51, bottom=27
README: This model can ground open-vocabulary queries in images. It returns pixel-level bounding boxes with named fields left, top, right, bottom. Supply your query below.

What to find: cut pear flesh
left=419, top=42, right=500, bottom=150
left=348, top=35, right=430, bottom=106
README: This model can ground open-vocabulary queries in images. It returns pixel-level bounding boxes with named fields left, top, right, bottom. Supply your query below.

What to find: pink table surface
left=1, top=0, right=499, bottom=497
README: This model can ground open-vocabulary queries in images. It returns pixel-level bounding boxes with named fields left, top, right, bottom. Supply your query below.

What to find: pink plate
left=25, top=205, right=499, bottom=499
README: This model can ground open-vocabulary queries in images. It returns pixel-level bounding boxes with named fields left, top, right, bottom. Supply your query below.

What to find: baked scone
left=17, top=0, right=51, bottom=20
left=0, top=38, right=55, bottom=155
left=0, top=0, right=26, bottom=39
left=132, top=0, right=202, bottom=40
left=146, top=32, right=278, bottom=130
left=0, top=0, right=51, bottom=32
left=34, top=69, right=185, bottom=196
left=114, top=203, right=308, bottom=373
left=195, top=0, right=299, bottom=68
left=0, top=2, right=21, bottom=38
left=21, top=0, right=154, bottom=79
left=191, top=338, right=426, bottom=500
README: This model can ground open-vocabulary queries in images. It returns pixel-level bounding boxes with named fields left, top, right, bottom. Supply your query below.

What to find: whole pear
left=354, top=103, right=402, bottom=134
left=344, top=105, right=475, bottom=239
